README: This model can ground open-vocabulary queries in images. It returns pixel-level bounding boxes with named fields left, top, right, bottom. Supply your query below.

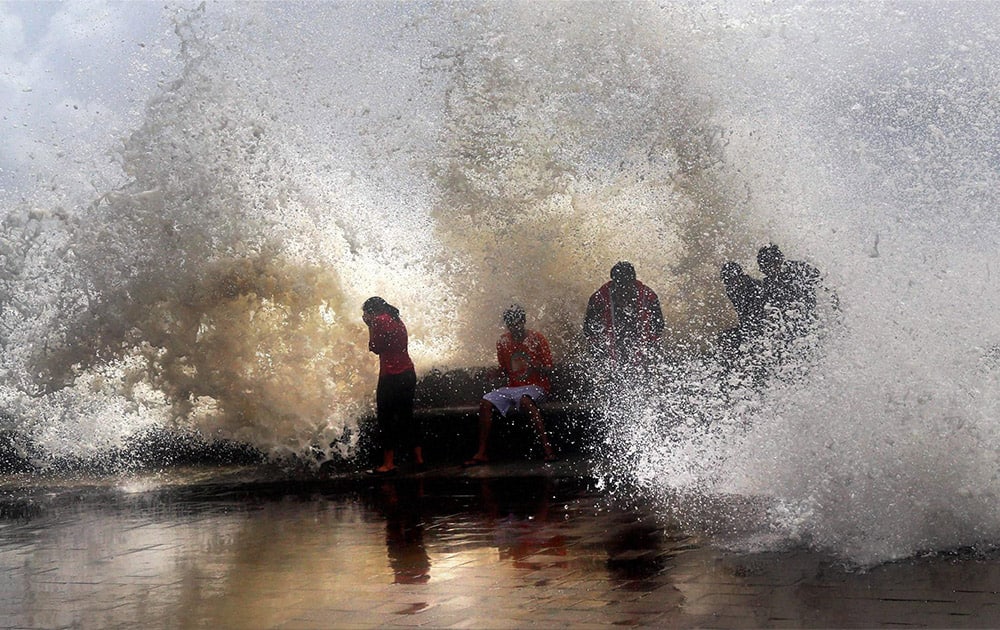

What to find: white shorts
left=482, top=385, right=548, bottom=417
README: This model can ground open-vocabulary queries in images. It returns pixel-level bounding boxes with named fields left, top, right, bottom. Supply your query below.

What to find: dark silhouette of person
left=756, top=244, right=822, bottom=339
left=363, top=296, right=424, bottom=475
left=718, top=261, right=764, bottom=350
left=464, top=305, right=557, bottom=467
left=583, top=261, right=665, bottom=371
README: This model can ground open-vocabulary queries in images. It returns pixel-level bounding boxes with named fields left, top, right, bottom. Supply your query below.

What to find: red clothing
left=584, top=280, right=664, bottom=364
left=368, top=313, right=415, bottom=376
left=497, top=329, right=553, bottom=391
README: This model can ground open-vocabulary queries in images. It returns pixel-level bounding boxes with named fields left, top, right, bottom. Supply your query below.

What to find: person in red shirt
left=464, top=305, right=557, bottom=466
left=363, top=296, right=424, bottom=475
left=583, top=261, right=664, bottom=371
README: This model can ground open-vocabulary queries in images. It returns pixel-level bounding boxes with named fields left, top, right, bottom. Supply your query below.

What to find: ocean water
left=3, top=1, right=1000, bottom=566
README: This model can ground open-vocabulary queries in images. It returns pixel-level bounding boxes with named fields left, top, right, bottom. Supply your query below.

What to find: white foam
left=3, top=2, right=1000, bottom=564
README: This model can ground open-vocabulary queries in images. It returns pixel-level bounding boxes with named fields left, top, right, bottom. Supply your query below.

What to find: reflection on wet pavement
left=1, top=469, right=999, bottom=628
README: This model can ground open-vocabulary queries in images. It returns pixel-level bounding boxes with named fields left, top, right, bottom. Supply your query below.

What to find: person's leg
left=379, top=448, right=396, bottom=472
left=398, top=370, right=423, bottom=466
left=375, top=374, right=402, bottom=473
left=467, top=389, right=516, bottom=465
left=469, top=399, right=495, bottom=462
left=521, top=395, right=555, bottom=461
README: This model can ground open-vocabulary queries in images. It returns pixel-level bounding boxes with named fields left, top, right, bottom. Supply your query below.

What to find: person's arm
left=649, top=294, right=665, bottom=338
left=495, top=339, right=510, bottom=381
left=806, top=262, right=821, bottom=281
left=534, top=334, right=554, bottom=377
left=583, top=294, right=602, bottom=341
left=368, top=316, right=389, bottom=354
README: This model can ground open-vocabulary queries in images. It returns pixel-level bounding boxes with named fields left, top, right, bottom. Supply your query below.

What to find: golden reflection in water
left=5, top=483, right=1000, bottom=627
left=0, top=478, right=694, bottom=629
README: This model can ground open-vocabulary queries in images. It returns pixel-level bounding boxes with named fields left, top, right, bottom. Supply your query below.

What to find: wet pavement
left=1, top=459, right=999, bottom=629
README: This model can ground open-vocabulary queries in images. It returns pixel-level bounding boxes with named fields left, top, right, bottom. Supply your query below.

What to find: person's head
left=362, top=296, right=400, bottom=324
left=720, top=261, right=743, bottom=284
left=757, top=245, right=784, bottom=276
left=503, top=304, right=526, bottom=338
left=610, top=261, right=637, bottom=288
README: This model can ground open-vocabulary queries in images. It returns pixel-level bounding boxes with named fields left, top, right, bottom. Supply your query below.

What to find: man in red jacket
left=463, top=305, right=557, bottom=466
left=583, top=261, right=665, bottom=372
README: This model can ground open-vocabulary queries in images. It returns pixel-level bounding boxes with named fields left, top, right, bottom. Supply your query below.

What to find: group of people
left=718, top=244, right=823, bottom=354
left=363, top=245, right=822, bottom=474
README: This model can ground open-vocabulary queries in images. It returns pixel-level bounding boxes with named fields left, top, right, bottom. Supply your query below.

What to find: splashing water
left=3, top=1, right=1000, bottom=564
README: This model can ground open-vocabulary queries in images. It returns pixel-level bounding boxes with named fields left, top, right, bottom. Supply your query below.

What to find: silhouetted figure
left=718, top=261, right=764, bottom=349
left=363, top=296, right=424, bottom=475
left=464, top=305, right=557, bottom=467
left=583, top=261, right=665, bottom=372
left=756, top=244, right=822, bottom=340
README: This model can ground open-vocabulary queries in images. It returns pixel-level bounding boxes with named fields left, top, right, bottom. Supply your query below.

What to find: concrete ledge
left=357, top=365, right=596, bottom=467
left=412, top=401, right=593, bottom=464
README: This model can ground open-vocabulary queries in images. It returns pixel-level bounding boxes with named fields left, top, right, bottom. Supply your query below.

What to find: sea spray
left=3, top=2, right=1000, bottom=567
left=606, top=2, right=1000, bottom=565
left=428, top=2, right=763, bottom=354
left=1, top=4, right=452, bottom=464
left=4, top=2, right=758, bottom=464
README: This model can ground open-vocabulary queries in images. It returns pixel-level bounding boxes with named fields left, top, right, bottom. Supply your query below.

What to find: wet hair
left=503, top=304, right=526, bottom=326
left=757, top=244, right=784, bottom=269
left=610, top=261, right=636, bottom=284
left=363, top=296, right=400, bottom=319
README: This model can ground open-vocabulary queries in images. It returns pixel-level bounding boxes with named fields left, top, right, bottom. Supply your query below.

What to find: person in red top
left=583, top=261, right=665, bottom=371
left=464, top=305, right=557, bottom=467
left=363, top=296, right=424, bottom=475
